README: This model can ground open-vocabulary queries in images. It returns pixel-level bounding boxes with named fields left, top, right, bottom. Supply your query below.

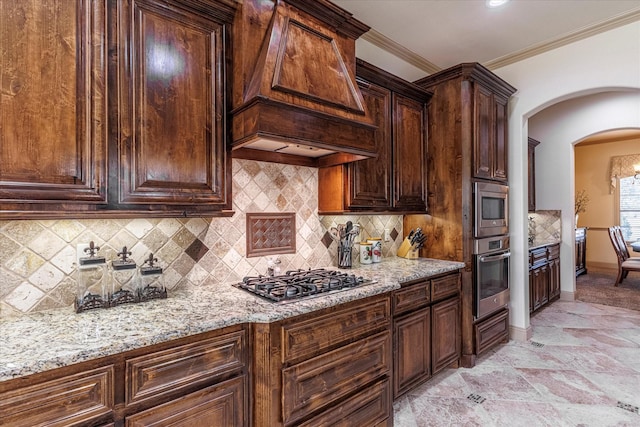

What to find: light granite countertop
left=0, top=257, right=464, bottom=383
left=528, top=238, right=561, bottom=250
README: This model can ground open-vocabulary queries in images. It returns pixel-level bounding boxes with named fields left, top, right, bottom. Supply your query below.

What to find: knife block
left=397, top=238, right=419, bottom=259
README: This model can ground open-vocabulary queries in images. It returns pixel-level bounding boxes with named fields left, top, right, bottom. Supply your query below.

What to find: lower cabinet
left=392, top=271, right=461, bottom=399
left=575, top=227, right=587, bottom=277
left=529, top=243, right=561, bottom=314
left=474, top=308, right=509, bottom=355
left=252, top=294, right=393, bottom=427
left=0, top=325, right=249, bottom=427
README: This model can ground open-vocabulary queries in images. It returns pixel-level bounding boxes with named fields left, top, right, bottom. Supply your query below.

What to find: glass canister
left=359, top=241, right=372, bottom=264
left=110, top=246, right=138, bottom=307
left=367, top=238, right=382, bottom=263
left=75, top=241, right=109, bottom=313
left=139, top=253, right=167, bottom=302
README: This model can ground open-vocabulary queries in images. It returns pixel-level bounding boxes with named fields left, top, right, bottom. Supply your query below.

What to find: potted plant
left=575, top=189, right=589, bottom=225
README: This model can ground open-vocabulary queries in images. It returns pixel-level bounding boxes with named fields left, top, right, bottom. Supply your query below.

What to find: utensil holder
left=338, top=246, right=353, bottom=268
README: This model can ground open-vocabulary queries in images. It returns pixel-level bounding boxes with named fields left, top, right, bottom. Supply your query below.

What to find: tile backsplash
left=0, top=159, right=403, bottom=318
left=528, top=210, right=562, bottom=243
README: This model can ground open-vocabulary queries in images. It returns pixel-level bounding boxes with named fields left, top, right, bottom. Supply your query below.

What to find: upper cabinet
left=0, top=0, right=237, bottom=219
left=0, top=1, right=108, bottom=214
left=114, top=0, right=235, bottom=215
left=415, top=63, right=516, bottom=184
left=318, top=59, right=431, bottom=213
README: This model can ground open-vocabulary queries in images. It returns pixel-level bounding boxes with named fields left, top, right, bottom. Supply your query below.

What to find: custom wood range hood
left=230, top=0, right=378, bottom=167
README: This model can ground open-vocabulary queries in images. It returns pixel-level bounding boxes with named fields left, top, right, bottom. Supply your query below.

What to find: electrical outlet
left=384, top=228, right=391, bottom=242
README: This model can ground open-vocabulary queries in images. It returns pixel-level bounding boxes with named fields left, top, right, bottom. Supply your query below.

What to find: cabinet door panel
left=347, top=81, right=392, bottom=209
left=0, top=366, right=114, bottom=427
left=393, top=307, right=430, bottom=398
left=0, top=0, right=107, bottom=206
left=117, top=0, right=229, bottom=206
left=282, top=331, right=390, bottom=425
left=393, top=94, right=427, bottom=210
left=549, top=258, right=561, bottom=300
left=125, top=376, right=246, bottom=427
left=432, top=298, right=461, bottom=373
left=473, top=85, right=493, bottom=180
left=493, top=96, right=508, bottom=181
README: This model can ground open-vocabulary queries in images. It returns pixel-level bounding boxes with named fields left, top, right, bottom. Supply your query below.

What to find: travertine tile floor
left=394, top=300, right=640, bottom=426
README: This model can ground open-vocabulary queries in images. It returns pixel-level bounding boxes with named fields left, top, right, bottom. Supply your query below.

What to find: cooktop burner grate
left=233, top=268, right=374, bottom=303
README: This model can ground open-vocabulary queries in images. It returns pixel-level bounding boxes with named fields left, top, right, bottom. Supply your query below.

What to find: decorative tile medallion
left=246, top=212, right=296, bottom=257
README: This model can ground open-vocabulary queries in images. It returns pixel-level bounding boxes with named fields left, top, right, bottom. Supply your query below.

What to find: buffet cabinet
left=529, top=243, right=561, bottom=314
left=318, top=59, right=431, bottom=214
left=252, top=294, right=393, bottom=427
left=575, top=228, right=588, bottom=276
left=0, top=324, right=249, bottom=426
left=0, top=0, right=236, bottom=219
left=392, top=271, right=461, bottom=399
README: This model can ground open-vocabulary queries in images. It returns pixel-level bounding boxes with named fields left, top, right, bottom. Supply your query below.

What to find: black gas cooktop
left=233, top=268, right=374, bottom=303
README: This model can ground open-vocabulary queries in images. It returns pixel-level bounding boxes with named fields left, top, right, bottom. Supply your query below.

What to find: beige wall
left=574, top=137, right=640, bottom=270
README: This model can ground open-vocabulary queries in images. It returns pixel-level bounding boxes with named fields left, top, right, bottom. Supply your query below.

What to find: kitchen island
left=1, top=257, right=464, bottom=427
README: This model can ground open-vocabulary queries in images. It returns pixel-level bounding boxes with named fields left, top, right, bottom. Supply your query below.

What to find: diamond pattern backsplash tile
left=0, top=159, right=404, bottom=317
left=529, top=210, right=562, bottom=241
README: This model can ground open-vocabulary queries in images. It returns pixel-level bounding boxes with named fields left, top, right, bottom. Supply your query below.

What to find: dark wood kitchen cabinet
left=528, top=137, right=541, bottom=212
left=392, top=271, right=460, bottom=399
left=407, top=63, right=516, bottom=368
left=0, top=325, right=249, bottom=426
left=252, top=294, right=392, bottom=426
left=529, top=243, right=561, bottom=314
left=0, top=0, right=237, bottom=219
left=472, top=84, right=509, bottom=182
left=318, top=59, right=430, bottom=214
left=0, top=0, right=108, bottom=216
left=112, top=0, right=235, bottom=215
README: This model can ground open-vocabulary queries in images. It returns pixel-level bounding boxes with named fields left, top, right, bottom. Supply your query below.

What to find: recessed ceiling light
left=486, top=0, right=510, bottom=8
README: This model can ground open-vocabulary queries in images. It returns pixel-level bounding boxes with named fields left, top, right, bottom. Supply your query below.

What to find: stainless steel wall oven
left=473, top=235, right=510, bottom=320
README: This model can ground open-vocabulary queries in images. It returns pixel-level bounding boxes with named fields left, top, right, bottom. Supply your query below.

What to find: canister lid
left=112, top=246, right=136, bottom=270
left=79, top=241, right=106, bottom=265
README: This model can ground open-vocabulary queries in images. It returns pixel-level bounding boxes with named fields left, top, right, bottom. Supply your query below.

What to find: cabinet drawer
left=529, top=247, right=547, bottom=268
left=0, top=366, right=114, bottom=427
left=297, top=378, right=390, bottom=427
left=282, top=297, right=390, bottom=363
left=474, top=309, right=509, bottom=355
left=125, top=376, right=246, bottom=427
left=126, top=330, right=246, bottom=406
left=431, top=273, right=460, bottom=302
left=393, top=280, right=430, bottom=315
left=282, top=331, right=390, bottom=425
left=547, top=244, right=560, bottom=260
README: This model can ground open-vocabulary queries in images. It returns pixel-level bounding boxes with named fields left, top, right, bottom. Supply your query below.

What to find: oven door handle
left=478, top=252, right=511, bottom=263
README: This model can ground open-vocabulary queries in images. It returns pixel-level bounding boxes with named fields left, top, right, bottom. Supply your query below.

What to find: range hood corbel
left=231, top=0, right=377, bottom=166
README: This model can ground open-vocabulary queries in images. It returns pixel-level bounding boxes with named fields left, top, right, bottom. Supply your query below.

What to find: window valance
left=609, top=153, right=640, bottom=191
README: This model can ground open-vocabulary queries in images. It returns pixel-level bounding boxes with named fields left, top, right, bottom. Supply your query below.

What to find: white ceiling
left=333, top=0, right=640, bottom=73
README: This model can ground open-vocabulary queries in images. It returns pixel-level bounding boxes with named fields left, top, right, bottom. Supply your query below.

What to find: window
left=619, top=176, right=640, bottom=241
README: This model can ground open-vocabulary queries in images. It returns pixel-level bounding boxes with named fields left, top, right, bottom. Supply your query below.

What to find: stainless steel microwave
left=474, top=182, right=509, bottom=238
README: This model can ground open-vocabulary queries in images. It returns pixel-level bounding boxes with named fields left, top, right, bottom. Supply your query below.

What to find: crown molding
left=485, top=7, right=640, bottom=70
left=362, top=7, right=640, bottom=75
left=361, top=29, right=441, bottom=74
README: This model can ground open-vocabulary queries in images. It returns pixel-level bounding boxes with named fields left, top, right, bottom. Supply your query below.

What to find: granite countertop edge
left=0, top=257, right=464, bottom=383
left=528, top=238, right=561, bottom=250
